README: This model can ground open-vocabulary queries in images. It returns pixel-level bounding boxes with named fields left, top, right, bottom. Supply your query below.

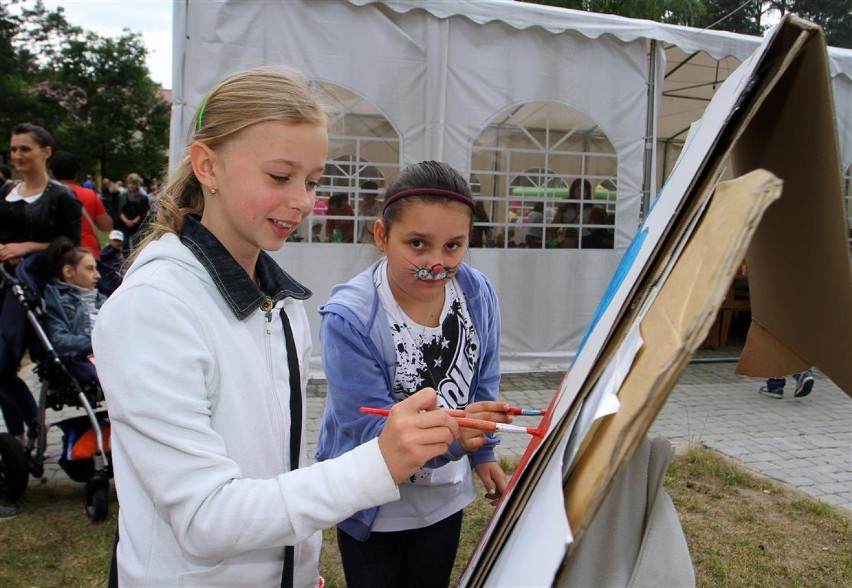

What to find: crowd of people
left=305, top=180, right=616, bottom=250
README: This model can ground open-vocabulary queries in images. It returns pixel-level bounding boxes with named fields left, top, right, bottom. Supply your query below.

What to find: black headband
left=382, top=188, right=476, bottom=214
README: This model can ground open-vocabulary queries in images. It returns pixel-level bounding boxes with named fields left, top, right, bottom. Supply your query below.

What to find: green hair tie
left=196, top=101, right=207, bottom=133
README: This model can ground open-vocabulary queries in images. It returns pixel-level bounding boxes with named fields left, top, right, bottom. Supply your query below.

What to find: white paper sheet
left=486, top=433, right=574, bottom=587
left=563, top=325, right=643, bottom=473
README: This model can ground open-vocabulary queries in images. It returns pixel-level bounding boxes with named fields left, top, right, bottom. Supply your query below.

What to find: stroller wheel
left=85, top=475, right=110, bottom=522
left=0, top=433, right=29, bottom=502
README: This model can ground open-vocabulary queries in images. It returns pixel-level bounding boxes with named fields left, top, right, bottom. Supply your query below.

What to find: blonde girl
left=93, top=67, right=462, bottom=588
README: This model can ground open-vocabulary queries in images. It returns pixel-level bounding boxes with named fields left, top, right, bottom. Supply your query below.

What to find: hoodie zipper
left=262, top=297, right=288, bottom=466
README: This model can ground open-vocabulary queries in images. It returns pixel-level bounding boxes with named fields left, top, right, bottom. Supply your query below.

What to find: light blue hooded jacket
left=316, top=260, right=502, bottom=540
left=43, top=281, right=107, bottom=359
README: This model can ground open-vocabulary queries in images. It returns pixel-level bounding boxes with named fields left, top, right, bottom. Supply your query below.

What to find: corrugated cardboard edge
left=561, top=170, right=782, bottom=557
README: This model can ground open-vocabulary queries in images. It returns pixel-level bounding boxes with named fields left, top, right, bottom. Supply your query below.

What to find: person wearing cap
left=97, top=230, right=125, bottom=296
left=107, top=229, right=124, bottom=245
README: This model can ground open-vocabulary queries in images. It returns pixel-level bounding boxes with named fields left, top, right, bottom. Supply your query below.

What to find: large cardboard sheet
left=730, top=23, right=852, bottom=389
left=460, top=15, right=851, bottom=587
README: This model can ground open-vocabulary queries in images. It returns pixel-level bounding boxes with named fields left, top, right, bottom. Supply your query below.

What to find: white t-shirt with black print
left=371, top=259, right=479, bottom=531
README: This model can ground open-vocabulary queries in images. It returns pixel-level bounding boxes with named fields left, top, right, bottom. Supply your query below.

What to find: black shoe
left=0, top=505, right=18, bottom=520
left=794, top=372, right=815, bottom=398
left=759, top=385, right=783, bottom=399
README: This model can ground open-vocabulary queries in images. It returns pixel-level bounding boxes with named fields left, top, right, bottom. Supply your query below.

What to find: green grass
left=665, top=446, right=851, bottom=588
left=1, top=445, right=849, bottom=587
left=0, top=484, right=116, bottom=588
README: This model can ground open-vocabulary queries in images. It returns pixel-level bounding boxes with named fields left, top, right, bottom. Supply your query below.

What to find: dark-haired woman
left=0, top=123, right=81, bottom=442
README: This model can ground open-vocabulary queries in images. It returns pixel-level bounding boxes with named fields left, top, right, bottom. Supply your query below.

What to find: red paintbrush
left=359, top=406, right=544, bottom=437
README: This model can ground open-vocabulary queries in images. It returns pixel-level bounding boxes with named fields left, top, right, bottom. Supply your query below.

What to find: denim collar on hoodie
left=179, top=214, right=311, bottom=320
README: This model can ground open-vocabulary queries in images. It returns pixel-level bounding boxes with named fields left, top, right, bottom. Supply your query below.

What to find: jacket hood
left=124, top=216, right=311, bottom=320
left=321, top=260, right=485, bottom=324
left=124, top=232, right=207, bottom=284
left=319, top=260, right=382, bottom=336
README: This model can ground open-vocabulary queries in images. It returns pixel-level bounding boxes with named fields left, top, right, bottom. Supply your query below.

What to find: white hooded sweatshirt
left=92, top=230, right=399, bottom=587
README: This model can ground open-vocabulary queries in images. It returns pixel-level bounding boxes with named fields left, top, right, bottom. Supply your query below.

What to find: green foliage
left=769, top=0, right=852, bottom=49
left=522, top=0, right=851, bottom=47
left=521, top=0, right=707, bottom=25
left=694, top=0, right=765, bottom=34
left=0, top=0, right=169, bottom=182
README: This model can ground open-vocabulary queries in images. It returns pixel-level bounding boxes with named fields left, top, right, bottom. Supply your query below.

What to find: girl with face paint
left=317, top=160, right=509, bottom=588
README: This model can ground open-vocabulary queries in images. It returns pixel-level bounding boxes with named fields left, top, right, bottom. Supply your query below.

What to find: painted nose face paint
left=414, top=264, right=450, bottom=281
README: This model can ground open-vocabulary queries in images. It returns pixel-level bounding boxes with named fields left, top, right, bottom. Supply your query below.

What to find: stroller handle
left=0, top=260, right=18, bottom=286
left=0, top=258, right=83, bottom=392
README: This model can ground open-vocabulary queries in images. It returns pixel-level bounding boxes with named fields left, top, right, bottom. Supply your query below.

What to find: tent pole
left=642, top=39, right=658, bottom=216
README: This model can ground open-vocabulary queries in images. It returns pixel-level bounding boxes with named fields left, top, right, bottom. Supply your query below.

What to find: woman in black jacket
left=0, top=123, right=81, bottom=443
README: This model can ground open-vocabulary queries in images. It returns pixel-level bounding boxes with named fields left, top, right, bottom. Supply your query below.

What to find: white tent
left=170, top=0, right=852, bottom=375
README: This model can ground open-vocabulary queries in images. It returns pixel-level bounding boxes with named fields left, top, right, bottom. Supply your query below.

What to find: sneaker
left=794, top=371, right=815, bottom=398
left=0, top=506, right=18, bottom=521
left=759, top=385, right=784, bottom=399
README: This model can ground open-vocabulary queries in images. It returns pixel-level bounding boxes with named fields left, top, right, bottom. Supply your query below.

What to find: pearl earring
left=210, top=187, right=217, bottom=195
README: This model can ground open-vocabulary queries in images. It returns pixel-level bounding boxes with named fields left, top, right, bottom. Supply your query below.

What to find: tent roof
left=351, top=0, right=852, bottom=151
left=353, top=0, right=852, bottom=81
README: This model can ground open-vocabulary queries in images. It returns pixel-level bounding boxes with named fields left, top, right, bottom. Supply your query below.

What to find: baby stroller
left=0, top=254, right=112, bottom=522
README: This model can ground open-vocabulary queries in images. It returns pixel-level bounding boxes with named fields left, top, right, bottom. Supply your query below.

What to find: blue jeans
left=766, top=370, right=812, bottom=391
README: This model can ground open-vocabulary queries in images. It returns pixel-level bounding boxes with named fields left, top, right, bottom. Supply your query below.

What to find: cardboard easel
left=460, top=15, right=851, bottom=588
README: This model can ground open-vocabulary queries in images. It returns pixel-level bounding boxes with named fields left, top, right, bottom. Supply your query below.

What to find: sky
left=41, top=0, right=173, bottom=88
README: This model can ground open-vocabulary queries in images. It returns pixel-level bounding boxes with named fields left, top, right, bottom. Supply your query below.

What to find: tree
left=694, top=0, right=765, bottom=34
left=769, top=0, right=851, bottom=49
left=0, top=0, right=56, bottom=137
left=46, top=31, right=171, bottom=180
left=0, top=0, right=170, bottom=181
left=520, top=0, right=707, bottom=25
left=521, top=0, right=851, bottom=48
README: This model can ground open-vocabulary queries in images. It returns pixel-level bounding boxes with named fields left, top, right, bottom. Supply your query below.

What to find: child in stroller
left=0, top=243, right=112, bottom=521
left=43, top=237, right=105, bottom=388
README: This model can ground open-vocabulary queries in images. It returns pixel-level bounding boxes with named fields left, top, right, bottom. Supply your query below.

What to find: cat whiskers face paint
left=410, top=262, right=454, bottom=281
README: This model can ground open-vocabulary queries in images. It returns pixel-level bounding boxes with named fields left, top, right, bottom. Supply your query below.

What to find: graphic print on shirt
left=389, top=286, right=480, bottom=410
left=375, top=260, right=482, bottom=483
left=390, top=290, right=480, bottom=485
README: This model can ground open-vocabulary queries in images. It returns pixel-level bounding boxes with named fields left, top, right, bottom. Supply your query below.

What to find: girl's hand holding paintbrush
left=366, top=400, right=544, bottom=503
left=376, top=388, right=460, bottom=485
left=456, top=401, right=514, bottom=453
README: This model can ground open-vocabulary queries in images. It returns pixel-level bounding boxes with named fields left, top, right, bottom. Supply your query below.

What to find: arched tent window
left=469, top=173, right=496, bottom=248
left=295, top=82, right=399, bottom=244
left=471, top=100, right=617, bottom=249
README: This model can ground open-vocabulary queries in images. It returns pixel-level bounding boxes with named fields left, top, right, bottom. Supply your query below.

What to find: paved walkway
left=493, top=359, right=851, bottom=512
left=7, top=346, right=851, bottom=512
